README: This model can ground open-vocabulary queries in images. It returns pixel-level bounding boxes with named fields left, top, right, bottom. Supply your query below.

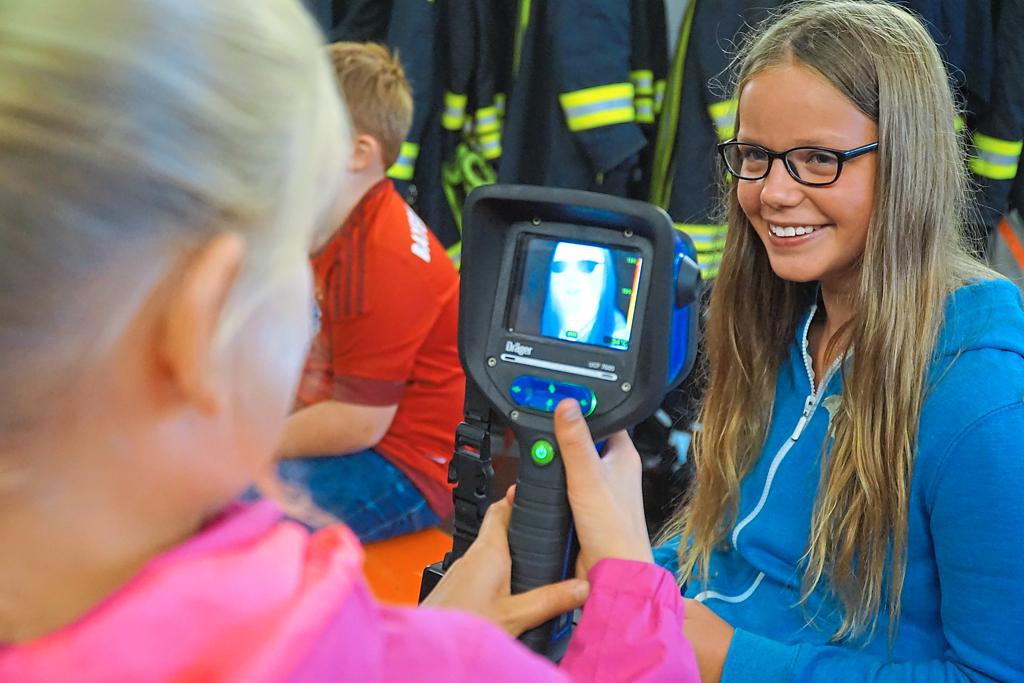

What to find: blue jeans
left=276, top=449, right=441, bottom=543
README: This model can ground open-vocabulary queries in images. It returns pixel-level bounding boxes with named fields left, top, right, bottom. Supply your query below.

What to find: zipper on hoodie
left=708, top=307, right=840, bottom=605
left=792, top=317, right=841, bottom=440
left=790, top=394, right=816, bottom=441
left=735, top=306, right=841, bottom=550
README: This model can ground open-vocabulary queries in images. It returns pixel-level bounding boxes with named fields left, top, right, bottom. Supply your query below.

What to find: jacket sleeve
left=398, top=560, right=699, bottom=682
left=552, top=0, right=647, bottom=176
left=720, top=404, right=1024, bottom=683
left=559, top=559, right=698, bottom=681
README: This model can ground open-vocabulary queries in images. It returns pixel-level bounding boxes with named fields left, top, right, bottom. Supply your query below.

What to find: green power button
left=530, top=439, right=555, bottom=466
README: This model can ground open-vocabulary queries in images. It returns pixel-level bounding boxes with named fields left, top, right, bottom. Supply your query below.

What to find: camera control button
left=509, top=376, right=534, bottom=405
left=509, top=375, right=598, bottom=417
left=530, top=439, right=556, bottom=466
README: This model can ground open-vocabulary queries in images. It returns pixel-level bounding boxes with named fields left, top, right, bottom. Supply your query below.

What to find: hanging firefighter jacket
left=498, top=0, right=654, bottom=197
left=632, top=0, right=670, bottom=200
left=900, top=0, right=1024, bottom=247
left=383, top=0, right=463, bottom=250
left=439, top=0, right=505, bottom=165
left=428, top=0, right=509, bottom=263
left=966, top=0, right=1023, bottom=227
left=649, top=0, right=781, bottom=281
left=630, top=0, right=669, bottom=132
left=385, top=0, right=437, bottom=191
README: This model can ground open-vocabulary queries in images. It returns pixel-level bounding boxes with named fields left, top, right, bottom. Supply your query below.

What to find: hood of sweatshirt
left=934, top=279, right=1024, bottom=359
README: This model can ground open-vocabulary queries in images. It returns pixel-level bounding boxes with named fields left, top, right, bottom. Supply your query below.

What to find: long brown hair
left=671, top=0, right=995, bottom=641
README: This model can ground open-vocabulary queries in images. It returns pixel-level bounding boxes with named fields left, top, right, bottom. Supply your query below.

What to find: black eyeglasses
left=717, top=140, right=879, bottom=187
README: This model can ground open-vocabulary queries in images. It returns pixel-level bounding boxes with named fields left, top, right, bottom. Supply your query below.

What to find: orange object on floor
left=362, top=527, right=453, bottom=604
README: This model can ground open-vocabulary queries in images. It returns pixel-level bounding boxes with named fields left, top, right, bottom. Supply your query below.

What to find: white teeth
left=770, top=224, right=818, bottom=237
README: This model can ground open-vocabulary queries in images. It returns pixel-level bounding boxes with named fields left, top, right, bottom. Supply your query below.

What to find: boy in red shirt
left=275, top=43, right=463, bottom=541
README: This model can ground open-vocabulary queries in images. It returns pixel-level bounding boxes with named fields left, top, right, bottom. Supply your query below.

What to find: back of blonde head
left=0, top=0, right=349, bottom=441
left=672, top=0, right=995, bottom=641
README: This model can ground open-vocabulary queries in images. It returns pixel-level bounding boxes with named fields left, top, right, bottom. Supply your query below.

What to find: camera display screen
left=508, top=236, right=644, bottom=351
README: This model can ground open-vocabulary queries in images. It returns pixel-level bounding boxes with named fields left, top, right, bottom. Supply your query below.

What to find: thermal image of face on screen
left=510, top=237, right=643, bottom=351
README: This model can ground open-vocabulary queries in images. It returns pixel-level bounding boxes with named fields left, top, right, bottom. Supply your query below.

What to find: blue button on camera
left=509, top=375, right=597, bottom=416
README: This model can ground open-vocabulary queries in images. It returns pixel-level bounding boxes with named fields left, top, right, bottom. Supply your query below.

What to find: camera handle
left=508, top=425, right=576, bottom=657
left=419, top=382, right=576, bottom=660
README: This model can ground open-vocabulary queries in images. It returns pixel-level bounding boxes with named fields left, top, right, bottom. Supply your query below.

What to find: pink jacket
left=0, top=501, right=698, bottom=682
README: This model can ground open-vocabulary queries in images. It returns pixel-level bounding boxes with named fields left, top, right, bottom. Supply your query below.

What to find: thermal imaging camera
left=424, top=184, right=700, bottom=659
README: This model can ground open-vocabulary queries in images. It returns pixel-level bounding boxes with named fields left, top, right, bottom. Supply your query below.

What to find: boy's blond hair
left=327, top=42, right=412, bottom=168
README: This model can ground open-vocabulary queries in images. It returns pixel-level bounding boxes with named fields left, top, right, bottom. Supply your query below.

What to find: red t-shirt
left=296, top=180, right=463, bottom=517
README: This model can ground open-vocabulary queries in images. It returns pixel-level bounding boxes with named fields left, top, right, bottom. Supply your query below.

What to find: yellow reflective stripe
left=676, top=222, right=728, bottom=237
left=474, top=105, right=501, bottom=135
left=442, top=91, right=468, bottom=130
left=954, top=114, right=966, bottom=133
left=674, top=223, right=727, bottom=257
left=708, top=98, right=738, bottom=141
left=630, top=69, right=654, bottom=95
left=496, top=93, right=507, bottom=118
left=970, top=157, right=1020, bottom=180
left=971, top=133, right=1023, bottom=180
left=387, top=163, right=414, bottom=181
left=477, top=131, right=502, bottom=160
left=386, top=141, right=420, bottom=181
left=560, top=82, right=635, bottom=108
left=672, top=223, right=725, bottom=279
left=654, top=79, right=666, bottom=115
left=559, top=83, right=635, bottom=132
left=974, top=132, right=1024, bottom=157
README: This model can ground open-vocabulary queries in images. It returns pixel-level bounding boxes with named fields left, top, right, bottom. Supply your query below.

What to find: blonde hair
left=327, top=42, right=413, bottom=167
left=0, top=0, right=349, bottom=440
left=672, top=0, right=996, bottom=641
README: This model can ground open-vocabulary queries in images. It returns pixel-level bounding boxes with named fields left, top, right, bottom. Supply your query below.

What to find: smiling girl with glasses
left=660, top=2, right=1024, bottom=681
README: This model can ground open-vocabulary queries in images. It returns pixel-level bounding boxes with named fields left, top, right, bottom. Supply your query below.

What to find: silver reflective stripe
left=564, top=96, right=635, bottom=118
left=974, top=148, right=1020, bottom=167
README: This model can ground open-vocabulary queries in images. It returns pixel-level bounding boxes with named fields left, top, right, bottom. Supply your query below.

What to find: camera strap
left=444, top=378, right=495, bottom=568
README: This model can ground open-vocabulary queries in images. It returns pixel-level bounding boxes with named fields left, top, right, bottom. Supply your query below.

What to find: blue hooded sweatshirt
left=656, top=279, right=1024, bottom=682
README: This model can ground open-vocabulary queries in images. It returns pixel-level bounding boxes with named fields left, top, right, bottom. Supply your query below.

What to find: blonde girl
left=0, top=0, right=700, bottom=680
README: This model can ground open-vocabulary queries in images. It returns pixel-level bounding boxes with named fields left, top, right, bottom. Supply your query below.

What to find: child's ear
left=349, top=133, right=382, bottom=172
left=157, top=233, right=246, bottom=415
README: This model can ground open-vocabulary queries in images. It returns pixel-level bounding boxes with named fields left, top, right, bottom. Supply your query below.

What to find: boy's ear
left=349, top=133, right=383, bottom=172
left=157, top=233, right=246, bottom=415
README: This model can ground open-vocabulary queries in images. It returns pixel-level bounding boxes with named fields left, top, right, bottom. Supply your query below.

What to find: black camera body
left=425, top=184, right=700, bottom=659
